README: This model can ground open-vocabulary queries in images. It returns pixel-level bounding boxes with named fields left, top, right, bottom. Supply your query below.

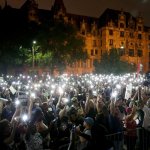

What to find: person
left=124, top=106, right=137, bottom=150
left=76, top=117, right=94, bottom=150
left=85, top=93, right=97, bottom=119
left=109, top=99, right=124, bottom=150
left=90, top=116, right=111, bottom=150
left=32, top=107, right=50, bottom=149
left=0, top=119, right=18, bottom=150
left=142, top=98, right=150, bottom=150
left=1, top=101, right=15, bottom=121
left=134, top=101, right=144, bottom=150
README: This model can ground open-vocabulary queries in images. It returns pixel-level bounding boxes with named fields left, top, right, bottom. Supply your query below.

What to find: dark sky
left=0, top=0, right=150, bottom=26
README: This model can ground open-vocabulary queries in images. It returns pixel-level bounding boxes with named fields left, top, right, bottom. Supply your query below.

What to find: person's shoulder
left=84, top=129, right=91, bottom=135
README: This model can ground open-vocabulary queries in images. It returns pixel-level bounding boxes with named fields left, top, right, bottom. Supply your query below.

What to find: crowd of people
left=0, top=73, right=150, bottom=150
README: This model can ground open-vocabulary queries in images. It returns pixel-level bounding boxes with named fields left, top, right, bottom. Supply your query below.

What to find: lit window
left=109, top=39, right=113, bottom=46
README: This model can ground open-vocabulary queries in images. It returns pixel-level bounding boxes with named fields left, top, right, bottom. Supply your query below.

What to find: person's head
left=126, top=107, right=132, bottom=115
left=137, top=100, right=144, bottom=109
left=84, top=117, right=94, bottom=129
left=147, top=99, right=150, bottom=108
left=142, top=93, right=150, bottom=104
left=4, top=100, right=12, bottom=109
left=89, top=99, right=94, bottom=108
left=42, top=102, right=48, bottom=112
left=116, top=96, right=124, bottom=105
left=67, top=107, right=78, bottom=122
left=0, top=119, right=11, bottom=137
left=71, top=97, right=79, bottom=107
left=31, top=107, right=44, bottom=124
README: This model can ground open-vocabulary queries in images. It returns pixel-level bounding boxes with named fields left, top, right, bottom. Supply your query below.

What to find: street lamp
left=119, top=45, right=124, bottom=56
left=32, top=40, right=36, bottom=69
left=120, top=45, right=124, bottom=49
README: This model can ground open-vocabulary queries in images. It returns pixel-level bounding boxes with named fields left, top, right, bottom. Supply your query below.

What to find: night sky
left=0, top=0, right=150, bottom=26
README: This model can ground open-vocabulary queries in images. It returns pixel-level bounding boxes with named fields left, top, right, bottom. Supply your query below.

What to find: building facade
left=49, top=0, right=150, bottom=73
left=1, top=0, right=150, bottom=74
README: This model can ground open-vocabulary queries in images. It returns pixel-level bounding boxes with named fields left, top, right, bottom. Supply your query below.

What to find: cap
left=84, top=117, right=94, bottom=126
left=71, top=97, right=78, bottom=102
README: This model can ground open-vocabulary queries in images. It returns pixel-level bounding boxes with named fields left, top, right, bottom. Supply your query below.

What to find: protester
left=124, top=106, right=137, bottom=150
left=0, top=73, right=149, bottom=150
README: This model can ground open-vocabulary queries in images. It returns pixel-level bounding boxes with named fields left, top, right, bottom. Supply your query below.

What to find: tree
left=0, top=7, right=87, bottom=74
left=0, top=8, right=39, bottom=74
left=34, top=21, right=87, bottom=73
left=94, top=48, right=136, bottom=74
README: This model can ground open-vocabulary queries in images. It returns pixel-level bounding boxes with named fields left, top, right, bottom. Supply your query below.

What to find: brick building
left=1, top=0, right=150, bottom=74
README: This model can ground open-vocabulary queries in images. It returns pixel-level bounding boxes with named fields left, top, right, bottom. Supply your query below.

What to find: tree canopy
left=94, top=48, right=136, bottom=75
left=0, top=7, right=87, bottom=74
left=34, top=21, right=87, bottom=73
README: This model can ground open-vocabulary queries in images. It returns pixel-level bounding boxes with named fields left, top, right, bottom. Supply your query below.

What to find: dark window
left=138, top=26, right=142, bottom=31
left=93, top=31, right=96, bottom=36
left=95, top=49, right=98, bottom=55
left=81, top=30, right=85, bottom=35
left=120, top=23, right=124, bottom=28
left=149, top=52, right=150, bottom=58
left=79, top=61, right=81, bottom=68
left=93, top=40, right=97, bottom=47
left=129, top=49, right=134, bottom=57
left=100, top=30, right=102, bottom=37
left=120, top=31, right=124, bottom=37
left=148, top=35, right=150, bottom=40
left=83, top=62, right=86, bottom=68
left=130, top=32, right=134, bottom=38
left=91, top=49, right=94, bottom=56
left=109, top=39, right=113, bottom=46
left=138, top=34, right=142, bottom=39
left=120, top=48, right=125, bottom=56
left=100, top=40, right=102, bottom=46
left=148, top=44, right=150, bottom=49
left=137, top=49, right=143, bottom=57
left=90, top=59, right=93, bottom=68
left=109, top=30, right=113, bottom=35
